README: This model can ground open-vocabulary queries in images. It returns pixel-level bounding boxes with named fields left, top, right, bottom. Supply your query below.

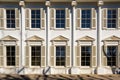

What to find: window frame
left=107, top=8, right=117, bottom=29
left=30, top=8, right=41, bottom=29
left=55, top=45, right=66, bottom=67
left=106, top=45, right=117, bottom=67
left=81, top=46, right=91, bottom=67
left=81, top=9, right=91, bottom=29
left=6, top=9, right=16, bottom=29
left=55, top=8, right=66, bottom=29
left=30, top=46, right=41, bottom=67
left=5, top=46, right=16, bottom=67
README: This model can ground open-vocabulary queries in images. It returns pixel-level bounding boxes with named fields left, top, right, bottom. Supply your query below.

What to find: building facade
left=0, top=0, right=120, bottom=74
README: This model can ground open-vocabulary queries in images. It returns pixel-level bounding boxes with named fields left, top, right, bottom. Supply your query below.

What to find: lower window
left=107, top=46, right=117, bottom=66
left=6, top=46, right=15, bottom=66
left=81, top=46, right=91, bottom=66
left=31, top=46, right=41, bottom=66
left=56, top=46, right=65, bottom=66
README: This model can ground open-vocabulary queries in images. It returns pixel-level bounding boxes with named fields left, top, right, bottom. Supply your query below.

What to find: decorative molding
left=98, top=0, right=104, bottom=6
left=26, top=35, right=44, bottom=42
left=45, top=1, right=51, bottom=7
left=19, top=1, right=25, bottom=7
left=0, top=35, right=18, bottom=41
left=71, top=1, right=77, bottom=6
left=51, top=35, right=69, bottom=42
left=103, top=35, right=120, bottom=41
left=76, top=36, right=95, bottom=42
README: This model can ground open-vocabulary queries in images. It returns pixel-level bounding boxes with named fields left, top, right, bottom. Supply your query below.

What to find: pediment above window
left=26, top=35, right=44, bottom=42
left=103, top=35, right=120, bottom=41
left=0, top=35, right=18, bottom=41
left=76, top=36, right=95, bottom=42
left=51, top=35, right=69, bottom=42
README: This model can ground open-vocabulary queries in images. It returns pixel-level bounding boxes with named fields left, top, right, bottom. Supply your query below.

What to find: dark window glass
left=107, top=9, right=116, bottom=28
left=81, top=10, right=91, bottom=28
left=81, top=46, right=91, bottom=66
left=56, top=10, right=65, bottom=28
left=107, top=46, right=117, bottom=66
left=6, top=46, right=15, bottom=66
left=31, top=10, right=40, bottom=28
left=56, top=46, right=65, bottom=66
left=31, top=46, right=41, bottom=66
left=6, top=10, right=15, bottom=28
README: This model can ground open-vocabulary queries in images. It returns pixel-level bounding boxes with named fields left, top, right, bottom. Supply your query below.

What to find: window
left=6, top=46, right=15, bottom=66
left=107, top=46, right=117, bottom=66
left=56, top=9, right=65, bottom=28
left=31, top=10, right=40, bottom=28
left=81, top=46, right=91, bottom=66
left=81, top=9, right=91, bottom=28
left=31, top=46, right=41, bottom=66
left=107, top=9, right=117, bottom=28
left=56, top=46, right=65, bottom=66
left=6, top=10, right=15, bottom=28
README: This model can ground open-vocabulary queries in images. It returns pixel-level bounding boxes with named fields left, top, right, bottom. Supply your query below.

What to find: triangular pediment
left=51, top=35, right=69, bottom=41
left=0, top=35, right=18, bottom=41
left=103, top=35, right=120, bottom=41
left=26, top=35, right=44, bottom=41
left=77, top=36, right=95, bottom=41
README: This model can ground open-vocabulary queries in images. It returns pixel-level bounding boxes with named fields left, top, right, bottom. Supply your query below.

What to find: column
left=71, top=1, right=78, bottom=74
left=19, top=1, right=25, bottom=74
left=71, top=1, right=77, bottom=67
left=45, top=1, right=51, bottom=74
left=97, top=0, right=104, bottom=74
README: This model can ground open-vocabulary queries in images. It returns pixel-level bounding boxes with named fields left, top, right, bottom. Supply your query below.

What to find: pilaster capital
left=45, top=1, right=51, bottom=7
left=71, top=1, right=77, bottom=7
left=19, top=1, right=25, bottom=7
left=98, top=0, right=104, bottom=6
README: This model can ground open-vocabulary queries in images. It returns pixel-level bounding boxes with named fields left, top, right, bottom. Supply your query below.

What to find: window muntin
left=107, top=9, right=117, bottom=28
left=56, top=46, right=65, bottom=66
left=31, top=46, right=41, bottom=66
left=81, top=46, right=91, bottom=66
left=56, top=9, right=65, bottom=28
left=6, top=10, right=15, bottom=28
left=107, top=46, right=117, bottom=66
left=31, top=10, right=41, bottom=28
left=6, top=46, right=15, bottom=66
left=81, top=9, right=91, bottom=28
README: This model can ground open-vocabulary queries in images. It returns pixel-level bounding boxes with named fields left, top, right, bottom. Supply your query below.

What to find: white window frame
left=30, top=8, right=41, bottom=29
left=55, top=8, right=66, bottom=29
left=107, top=8, right=117, bottom=29
left=81, top=8, right=91, bottom=29
left=5, top=8, right=16, bottom=29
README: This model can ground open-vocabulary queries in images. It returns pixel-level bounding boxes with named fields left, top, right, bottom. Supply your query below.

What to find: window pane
left=31, top=46, right=41, bottom=66
left=6, top=10, right=15, bottom=28
left=6, top=46, right=15, bottom=66
left=107, top=9, right=116, bottom=28
left=81, top=9, right=91, bottom=28
left=107, top=46, right=117, bottom=66
left=81, top=46, right=91, bottom=66
left=56, top=46, right=65, bottom=66
left=56, top=9, right=65, bottom=28
left=31, top=10, right=41, bottom=28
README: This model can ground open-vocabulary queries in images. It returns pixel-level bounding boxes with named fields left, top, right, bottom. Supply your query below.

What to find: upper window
left=56, top=9, right=65, bottom=28
left=81, top=9, right=91, bottom=28
left=81, top=46, right=91, bottom=66
left=107, top=9, right=117, bottom=28
left=6, top=46, right=15, bottom=66
left=56, top=46, right=65, bottom=66
left=6, top=10, right=15, bottom=28
left=31, top=46, right=41, bottom=66
left=31, top=10, right=41, bottom=28
left=107, top=46, right=117, bottom=66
